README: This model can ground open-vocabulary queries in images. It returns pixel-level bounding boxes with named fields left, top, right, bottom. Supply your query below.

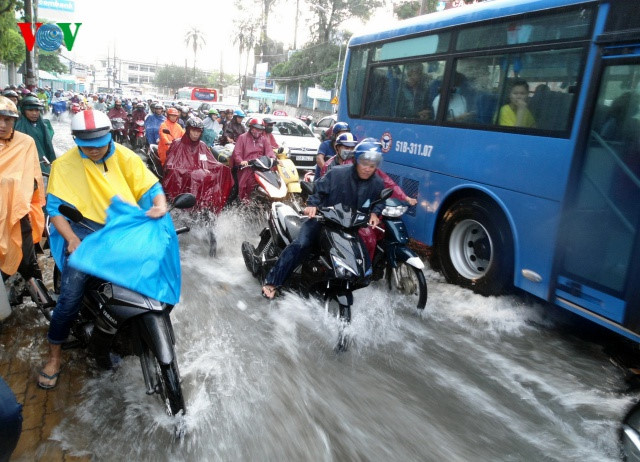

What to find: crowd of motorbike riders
left=0, top=81, right=420, bottom=458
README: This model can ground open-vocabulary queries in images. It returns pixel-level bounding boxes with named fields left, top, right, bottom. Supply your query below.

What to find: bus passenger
left=396, top=63, right=433, bottom=120
left=497, top=79, right=536, bottom=128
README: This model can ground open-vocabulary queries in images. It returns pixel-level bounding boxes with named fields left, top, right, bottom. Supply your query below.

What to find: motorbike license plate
left=296, top=155, right=314, bottom=162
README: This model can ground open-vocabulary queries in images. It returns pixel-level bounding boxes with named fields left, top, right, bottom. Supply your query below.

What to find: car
left=312, top=114, right=337, bottom=140
left=244, top=113, right=320, bottom=172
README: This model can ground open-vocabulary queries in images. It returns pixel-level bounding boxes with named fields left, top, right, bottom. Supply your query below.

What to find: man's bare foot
left=262, top=285, right=277, bottom=299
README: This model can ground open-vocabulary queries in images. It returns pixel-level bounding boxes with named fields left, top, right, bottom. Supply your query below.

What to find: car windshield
left=273, top=121, right=314, bottom=137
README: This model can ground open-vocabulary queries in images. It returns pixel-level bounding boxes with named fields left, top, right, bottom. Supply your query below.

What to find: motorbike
left=146, top=144, right=164, bottom=179
left=241, top=153, right=303, bottom=205
left=132, top=120, right=146, bottom=151
left=70, top=102, right=81, bottom=115
left=370, top=197, right=427, bottom=310
left=51, top=100, right=67, bottom=120
left=37, top=193, right=196, bottom=417
left=110, top=117, right=127, bottom=145
left=241, top=185, right=393, bottom=351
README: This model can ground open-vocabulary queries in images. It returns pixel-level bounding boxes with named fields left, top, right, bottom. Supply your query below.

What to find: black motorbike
left=370, top=197, right=427, bottom=310
left=242, top=186, right=392, bottom=350
left=39, top=193, right=196, bottom=416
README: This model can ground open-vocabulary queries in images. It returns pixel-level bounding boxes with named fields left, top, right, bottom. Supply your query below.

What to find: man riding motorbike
left=230, top=117, right=275, bottom=202
left=144, top=103, right=166, bottom=146
left=157, top=107, right=185, bottom=166
left=263, top=117, right=279, bottom=149
left=162, top=117, right=233, bottom=212
left=38, top=109, right=168, bottom=389
left=0, top=96, right=46, bottom=301
left=261, top=139, right=385, bottom=299
left=202, top=108, right=222, bottom=146
left=223, top=109, right=246, bottom=144
left=322, top=137, right=418, bottom=260
left=106, top=98, right=127, bottom=121
left=14, top=95, right=56, bottom=175
left=315, top=121, right=350, bottom=180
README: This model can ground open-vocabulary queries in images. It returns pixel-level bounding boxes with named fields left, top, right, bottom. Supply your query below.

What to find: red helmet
left=248, top=118, right=265, bottom=130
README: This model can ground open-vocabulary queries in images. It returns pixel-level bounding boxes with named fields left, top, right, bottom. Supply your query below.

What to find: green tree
left=271, top=37, right=347, bottom=89
left=0, top=2, right=24, bottom=66
left=394, top=1, right=421, bottom=19
left=310, top=0, right=383, bottom=43
left=232, top=9, right=261, bottom=101
left=184, top=27, right=206, bottom=73
left=38, top=50, right=67, bottom=73
left=154, top=64, right=208, bottom=92
left=208, top=72, right=238, bottom=89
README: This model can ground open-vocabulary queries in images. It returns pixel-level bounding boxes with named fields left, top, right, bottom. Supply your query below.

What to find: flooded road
left=13, top=114, right=639, bottom=460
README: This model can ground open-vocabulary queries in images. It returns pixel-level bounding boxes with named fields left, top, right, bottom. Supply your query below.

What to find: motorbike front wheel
left=154, top=357, right=185, bottom=417
left=386, top=262, right=427, bottom=310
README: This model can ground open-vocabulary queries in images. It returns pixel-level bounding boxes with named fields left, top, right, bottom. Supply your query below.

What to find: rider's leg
left=264, top=219, right=322, bottom=289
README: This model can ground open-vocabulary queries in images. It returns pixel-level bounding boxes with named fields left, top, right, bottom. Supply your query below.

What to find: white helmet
left=71, top=110, right=112, bottom=146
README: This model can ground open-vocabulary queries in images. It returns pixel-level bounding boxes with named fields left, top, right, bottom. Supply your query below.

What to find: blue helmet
left=332, top=121, right=350, bottom=134
left=233, top=109, right=246, bottom=117
left=354, top=138, right=383, bottom=167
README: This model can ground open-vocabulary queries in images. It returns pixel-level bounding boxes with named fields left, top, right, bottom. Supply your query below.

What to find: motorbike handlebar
left=175, top=226, right=190, bottom=235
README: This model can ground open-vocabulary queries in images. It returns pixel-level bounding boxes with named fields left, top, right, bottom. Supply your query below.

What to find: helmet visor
left=75, top=132, right=112, bottom=147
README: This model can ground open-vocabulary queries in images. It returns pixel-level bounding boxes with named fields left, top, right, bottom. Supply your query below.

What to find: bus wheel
left=436, top=197, right=512, bottom=296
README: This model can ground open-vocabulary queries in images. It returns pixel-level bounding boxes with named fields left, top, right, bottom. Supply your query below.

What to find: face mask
left=339, top=149, right=354, bottom=160
left=265, top=126, right=273, bottom=134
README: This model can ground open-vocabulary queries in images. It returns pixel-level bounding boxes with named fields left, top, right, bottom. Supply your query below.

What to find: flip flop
left=261, top=285, right=277, bottom=300
left=37, top=368, right=60, bottom=390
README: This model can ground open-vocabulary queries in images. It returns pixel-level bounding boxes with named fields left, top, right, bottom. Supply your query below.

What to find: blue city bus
left=339, top=0, right=640, bottom=342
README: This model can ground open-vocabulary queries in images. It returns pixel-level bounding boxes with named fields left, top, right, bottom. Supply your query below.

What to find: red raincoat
left=230, top=131, right=274, bottom=201
left=162, top=135, right=233, bottom=213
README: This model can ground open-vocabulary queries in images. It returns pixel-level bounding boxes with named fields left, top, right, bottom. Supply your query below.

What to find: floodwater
left=42, top=114, right=636, bottom=460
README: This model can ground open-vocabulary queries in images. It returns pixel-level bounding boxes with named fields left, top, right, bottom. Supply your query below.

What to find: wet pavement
left=1, top=254, right=91, bottom=462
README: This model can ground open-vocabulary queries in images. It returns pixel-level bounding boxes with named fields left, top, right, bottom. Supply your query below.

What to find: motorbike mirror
left=58, top=204, right=84, bottom=223
left=162, top=129, right=171, bottom=135
left=367, top=188, right=394, bottom=210
left=172, top=193, right=196, bottom=210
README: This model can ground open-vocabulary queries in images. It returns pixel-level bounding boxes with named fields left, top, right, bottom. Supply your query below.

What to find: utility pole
left=293, top=0, right=299, bottom=51
left=23, top=0, right=37, bottom=90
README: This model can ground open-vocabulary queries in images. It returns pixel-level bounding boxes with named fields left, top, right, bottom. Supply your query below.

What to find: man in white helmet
left=38, top=109, right=168, bottom=389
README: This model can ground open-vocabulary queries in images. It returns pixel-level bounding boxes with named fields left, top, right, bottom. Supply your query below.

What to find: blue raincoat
left=67, top=196, right=181, bottom=305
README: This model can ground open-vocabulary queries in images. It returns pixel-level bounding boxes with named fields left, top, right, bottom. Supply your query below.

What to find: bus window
left=347, top=47, right=369, bottom=117
left=456, top=7, right=593, bottom=51
left=364, top=60, right=445, bottom=120
left=447, top=47, right=584, bottom=131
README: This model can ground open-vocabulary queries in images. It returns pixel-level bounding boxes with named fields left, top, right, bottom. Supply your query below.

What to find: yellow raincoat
left=47, top=144, right=158, bottom=224
left=0, top=131, right=45, bottom=275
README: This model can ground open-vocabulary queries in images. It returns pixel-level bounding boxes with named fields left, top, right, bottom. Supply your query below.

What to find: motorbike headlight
left=382, top=205, right=408, bottom=218
left=331, top=255, right=358, bottom=277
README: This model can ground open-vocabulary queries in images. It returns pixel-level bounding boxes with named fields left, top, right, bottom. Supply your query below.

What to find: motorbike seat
left=283, top=215, right=308, bottom=242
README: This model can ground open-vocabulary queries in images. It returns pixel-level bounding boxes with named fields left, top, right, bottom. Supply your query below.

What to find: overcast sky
left=40, top=0, right=396, bottom=73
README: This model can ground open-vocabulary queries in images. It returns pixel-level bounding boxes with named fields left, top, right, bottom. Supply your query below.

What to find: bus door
left=555, top=50, right=640, bottom=334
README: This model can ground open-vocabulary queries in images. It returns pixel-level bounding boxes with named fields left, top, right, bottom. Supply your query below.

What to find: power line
left=269, top=67, right=340, bottom=82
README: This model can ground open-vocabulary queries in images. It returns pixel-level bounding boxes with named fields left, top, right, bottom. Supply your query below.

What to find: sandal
left=37, top=368, right=61, bottom=390
left=261, top=285, right=277, bottom=300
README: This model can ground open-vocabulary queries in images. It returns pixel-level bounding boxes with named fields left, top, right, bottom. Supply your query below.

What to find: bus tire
left=436, top=197, right=512, bottom=296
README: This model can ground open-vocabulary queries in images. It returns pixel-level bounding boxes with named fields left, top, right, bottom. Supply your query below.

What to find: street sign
left=330, top=96, right=338, bottom=105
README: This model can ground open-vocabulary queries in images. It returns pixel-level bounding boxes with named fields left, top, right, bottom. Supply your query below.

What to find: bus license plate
left=296, top=155, right=314, bottom=162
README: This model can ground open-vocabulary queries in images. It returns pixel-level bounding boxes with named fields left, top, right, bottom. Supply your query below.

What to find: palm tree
left=184, top=27, right=206, bottom=76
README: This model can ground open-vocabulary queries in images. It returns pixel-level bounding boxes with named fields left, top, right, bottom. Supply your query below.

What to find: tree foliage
left=311, top=0, right=382, bottom=43
left=394, top=1, right=421, bottom=19
left=0, top=11, right=24, bottom=65
left=184, top=27, right=206, bottom=71
left=38, top=50, right=67, bottom=73
left=154, top=64, right=209, bottom=91
left=208, top=72, right=238, bottom=89
left=271, top=40, right=345, bottom=89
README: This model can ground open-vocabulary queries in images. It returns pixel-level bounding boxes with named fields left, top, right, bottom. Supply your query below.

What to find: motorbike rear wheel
left=154, top=357, right=185, bottom=417
left=386, top=262, right=427, bottom=310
